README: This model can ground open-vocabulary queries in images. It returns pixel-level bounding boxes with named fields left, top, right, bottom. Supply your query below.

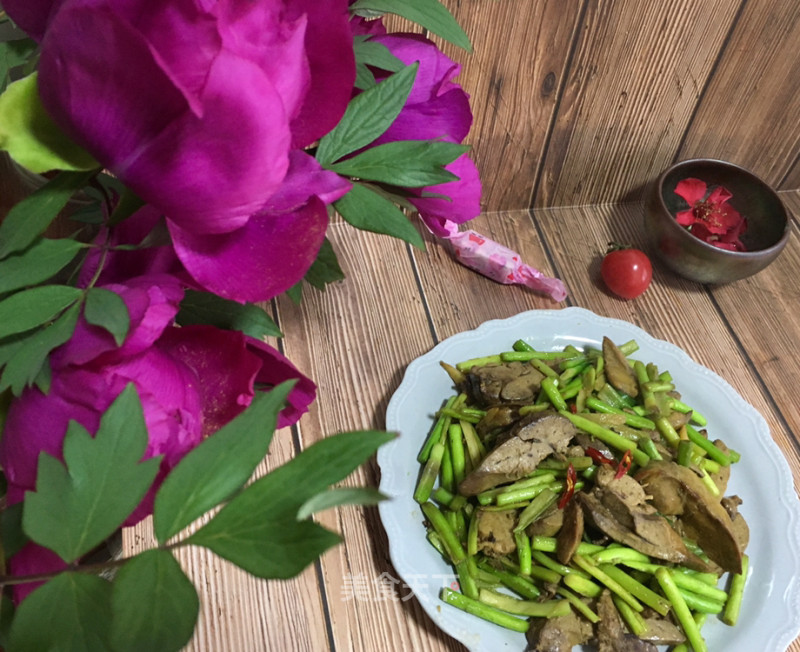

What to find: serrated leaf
left=0, top=284, right=82, bottom=339
left=334, top=182, right=425, bottom=249
left=351, top=0, right=472, bottom=51
left=175, top=290, right=282, bottom=339
left=0, top=237, right=84, bottom=294
left=0, top=301, right=80, bottom=396
left=296, top=487, right=388, bottom=520
left=110, top=549, right=199, bottom=652
left=0, top=73, right=99, bottom=173
left=0, top=168, right=98, bottom=259
left=153, top=383, right=294, bottom=543
left=304, top=238, right=345, bottom=291
left=330, top=140, right=467, bottom=187
left=7, top=572, right=112, bottom=652
left=186, top=430, right=394, bottom=578
left=84, top=287, right=130, bottom=347
left=316, top=63, right=418, bottom=165
left=22, top=385, right=161, bottom=562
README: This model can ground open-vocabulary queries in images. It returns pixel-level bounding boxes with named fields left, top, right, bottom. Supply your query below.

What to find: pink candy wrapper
left=444, top=229, right=568, bottom=302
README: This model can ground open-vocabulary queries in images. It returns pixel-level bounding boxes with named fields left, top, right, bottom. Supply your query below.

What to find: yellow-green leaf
left=0, top=73, right=98, bottom=173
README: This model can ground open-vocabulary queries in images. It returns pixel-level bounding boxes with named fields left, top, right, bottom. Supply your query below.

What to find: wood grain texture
left=535, top=0, right=742, bottom=207
left=275, top=224, right=465, bottom=652
left=678, top=1, right=800, bottom=188
left=437, top=0, right=584, bottom=211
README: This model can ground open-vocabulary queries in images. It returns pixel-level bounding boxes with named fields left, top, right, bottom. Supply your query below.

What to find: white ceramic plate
left=378, top=307, right=800, bottom=651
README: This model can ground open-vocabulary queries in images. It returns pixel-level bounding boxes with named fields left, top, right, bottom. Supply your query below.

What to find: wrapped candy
left=443, top=228, right=568, bottom=302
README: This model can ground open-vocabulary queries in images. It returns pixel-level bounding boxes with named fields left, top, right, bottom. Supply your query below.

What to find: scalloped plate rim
left=377, top=307, right=800, bottom=652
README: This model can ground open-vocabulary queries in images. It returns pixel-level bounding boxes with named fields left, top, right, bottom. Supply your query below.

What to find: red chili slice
left=615, top=449, right=633, bottom=479
left=558, top=463, right=577, bottom=509
left=586, top=447, right=614, bottom=466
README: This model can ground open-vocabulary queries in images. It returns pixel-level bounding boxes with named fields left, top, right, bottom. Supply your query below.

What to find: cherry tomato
left=600, top=245, right=652, bottom=299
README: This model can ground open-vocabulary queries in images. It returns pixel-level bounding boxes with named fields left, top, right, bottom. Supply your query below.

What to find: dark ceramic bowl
left=643, top=158, right=790, bottom=284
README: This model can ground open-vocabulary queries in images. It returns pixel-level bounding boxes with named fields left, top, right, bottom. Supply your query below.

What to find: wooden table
left=126, top=195, right=800, bottom=651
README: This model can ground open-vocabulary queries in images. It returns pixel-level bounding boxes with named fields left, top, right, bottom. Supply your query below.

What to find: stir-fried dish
left=414, top=336, right=749, bottom=652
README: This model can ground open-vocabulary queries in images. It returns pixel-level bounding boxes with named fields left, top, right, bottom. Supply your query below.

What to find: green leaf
left=304, top=238, right=345, bottom=291
left=7, top=572, right=112, bottom=652
left=2, top=39, right=38, bottom=69
left=296, top=487, right=388, bottom=520
left=334, top=182, right=425, bottom=249
left=84, top=288, right=130, bottom=347
left=0, top=168, right=98, bottom=259
left=175, top=290, right=282, bottom=339
left=0, top=73, right=99, bottom=173
left=0, top=284, right=82, bottom=339
left=22, top=385, right=161, bottom=562
left=153, top=383, right=294, bottom=543
left=0, top=501, right=27, bottom=560
left=354, top=62, right=377, bottom=91
left=330, top=140, right=467, bottom=187
left=186, top=430, right=394, bottom=578
left=285, top=282, right=303, bottom=304
left=110, top=550, right=199, bottom=652
left=0, top=237, right=84, bottom=294
left=0, top=300, right=80, bottom=396
left=353, top=36, right=405, bottom=73
left=351, top=0, right=472, bottom=51
left=352, top=36, right=405, bottom=88
left=0, top=595, right=14, bottom=650
left=316, top=63, right=418, bottom=165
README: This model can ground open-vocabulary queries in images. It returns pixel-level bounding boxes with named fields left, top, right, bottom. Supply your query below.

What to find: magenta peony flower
left=3, top=0, right=355, bottom=301
left=0, top=275, right=316, bottom=598
left=0, top=274, right=315, bottom=599
left=359, top=33, right=482, bottom=232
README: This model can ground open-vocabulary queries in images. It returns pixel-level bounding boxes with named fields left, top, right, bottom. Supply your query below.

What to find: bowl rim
left=653, top=157, right=791, bottom=259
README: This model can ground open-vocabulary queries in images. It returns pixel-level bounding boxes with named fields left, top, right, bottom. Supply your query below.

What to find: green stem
left=440, top=588, right=530, bottom=632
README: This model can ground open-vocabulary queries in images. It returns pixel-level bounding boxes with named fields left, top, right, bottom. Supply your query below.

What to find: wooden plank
left=125, top=426, right=331, bottom=652
left=435, top=0, right=584, bottom=211
left=678, top=1, right=800, bottom=188
left=709, top=191, right=800, bottom=444
left=532, top=0, right=741, bottom=207
left=275, top=224, right=465, bottom=651
left=411, top=210, right=565, bottom=340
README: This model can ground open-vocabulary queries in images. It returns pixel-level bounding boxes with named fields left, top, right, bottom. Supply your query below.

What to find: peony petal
left=38, top=5, right=293, bottom=234
left=156, top=325, right=262, bottom=436
left=374, top=34, right=464, bottom=104
left=52, top=274, right=184, bottom=367
left=369, top=34, right=472, bottom=145
left=8, top=542, right=69, bottom=603
left=0, top=369, right=126, bottom=490
left=38, top=5, right=192, bottom=182
left=376, top=87, right=472, bottom=145
left=1, top=0, right=63, bottom=42
left=113, top=49, right=292, bottom=234
left=411, top=154, right=482, bottom=235
left=674, top=178, right=708, bottom=205
left=287, top=0, right=356, bottom=147
left=214, top=1, right=309, bottom=121
left=169, top=197, right=329, bottom=302
left=245, top=337, right=317, bottom=428
left=264, top=150, right=351, bottom=212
